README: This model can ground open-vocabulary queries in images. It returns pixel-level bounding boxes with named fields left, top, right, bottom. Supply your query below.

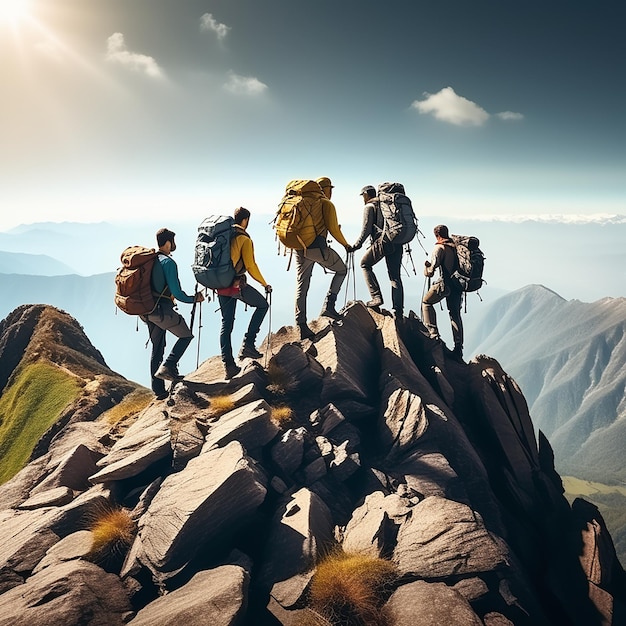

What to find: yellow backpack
left=274, top=179, right=325, bottom=250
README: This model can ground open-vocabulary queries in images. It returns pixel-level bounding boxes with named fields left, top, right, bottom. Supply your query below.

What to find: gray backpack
left=192, top=215, right=238, bottom=290
left=377, top=182, right=417, bottom=245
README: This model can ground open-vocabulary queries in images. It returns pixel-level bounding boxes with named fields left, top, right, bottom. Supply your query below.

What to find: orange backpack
left=114, top=246, right=159, bottom=315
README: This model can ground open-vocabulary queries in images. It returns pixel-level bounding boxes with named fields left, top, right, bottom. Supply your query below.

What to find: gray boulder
left=128, top=564, right=249, bottom=626
left=393, top=495, right=509, bottom=578
left=260, top=487, right=334, bottom=609
left=0, top=559, right=132, bottom=626
left=89, top=404, right=171, bottom=483
left=136, top=441, right=267, bottom=578
left=384, top=579, right=483, bottom=625
left=204, top=398, right=279, bottom=452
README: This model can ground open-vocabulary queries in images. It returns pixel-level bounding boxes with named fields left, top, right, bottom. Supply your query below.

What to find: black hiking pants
left=360, top=239, right=404, bottom=316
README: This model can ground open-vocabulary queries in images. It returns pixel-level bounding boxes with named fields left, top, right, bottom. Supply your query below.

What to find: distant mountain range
left=468, top=284, right=626, bottom=484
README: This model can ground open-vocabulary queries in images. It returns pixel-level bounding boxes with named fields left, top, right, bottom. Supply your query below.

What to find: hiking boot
left=298, top=323, right=315, bottom=340
left=154, top=391, right=169, bottom=401
left=155, top=363, right=184, bottom=381
left=320, top=293, right=341, bottom=320
left=239, top=343, right=263, bottom=360
left=224, top=362, right=241, bottom=379
left=366, top=296, right=383, bottom=308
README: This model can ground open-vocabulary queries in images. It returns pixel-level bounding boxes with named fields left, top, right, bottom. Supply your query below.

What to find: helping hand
left=265, top=284, right=273, bottom=294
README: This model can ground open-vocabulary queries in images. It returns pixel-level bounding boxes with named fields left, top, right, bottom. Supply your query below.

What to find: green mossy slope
left=0, top=361, right=81, bottom=484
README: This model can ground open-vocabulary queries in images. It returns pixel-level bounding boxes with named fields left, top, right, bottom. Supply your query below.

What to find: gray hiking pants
left=295, top=245, right=346, bottom=324
left=142, top=300, right=193, bottom=395
left=422, top=279, right=463, bottom=349
left=360, top=239, right=404, bottom=316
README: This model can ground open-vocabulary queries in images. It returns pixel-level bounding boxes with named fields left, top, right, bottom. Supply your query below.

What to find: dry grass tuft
left=307, top=550, right=399, bottom=625
left=208, top=394, right=236, bottom=417
left=103, top=388, right=154, bottom=426
left=266, top=361, right=292, bottom=397
left=271, top=404, right=294, bottom=426
left=87, top=504, right=136, bottom=565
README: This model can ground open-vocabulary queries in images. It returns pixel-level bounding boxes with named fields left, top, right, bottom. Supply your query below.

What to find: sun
left=0, top=0, right=31, bottom=23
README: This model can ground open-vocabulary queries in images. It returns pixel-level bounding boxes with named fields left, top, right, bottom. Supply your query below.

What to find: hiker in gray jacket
left=422, top=224, right=463, bottom=360
left=351, top=185, right=404, bottom=318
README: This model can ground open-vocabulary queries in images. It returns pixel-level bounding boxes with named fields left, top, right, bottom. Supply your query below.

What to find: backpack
left=377, top=182, right=417, bottom=245
left=450, top=234, right=485, bottom=292
left=274, top=179, right=326, bottom=250
left=114, top=246, right=159, bottom=315
left=192, top=215, right=247, bottom=290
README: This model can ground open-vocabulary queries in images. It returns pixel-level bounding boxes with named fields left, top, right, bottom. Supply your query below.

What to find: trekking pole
left=405, top=244, right=417, bottom=275
left=196, top=292, right=203, bottom=368
left=190, top=283, right=199, bottom=332
left=264, top=290, right=272, bottom=369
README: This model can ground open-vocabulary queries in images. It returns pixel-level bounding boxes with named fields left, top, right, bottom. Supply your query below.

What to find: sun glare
left=0, top=0, right=31, bottom=24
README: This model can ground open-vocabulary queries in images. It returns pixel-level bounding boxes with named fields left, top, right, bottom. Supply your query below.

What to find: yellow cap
left=316, top=177, right=334, bottom=189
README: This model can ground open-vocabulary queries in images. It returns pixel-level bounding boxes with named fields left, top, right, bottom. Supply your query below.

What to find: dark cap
left=156, top=228, right=176, bottom=247
left=360, top=185, right=376, bottom=197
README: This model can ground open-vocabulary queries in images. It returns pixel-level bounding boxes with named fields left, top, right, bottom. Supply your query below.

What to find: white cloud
left=200, top=13, right=231, bottom=40
left=411, top=87, right=489, bottom=126
left=223, top=72, right=268, bottom=95
left=105, top=33, right=164, bottom=79
left=497, top=111, right=524, bottom=121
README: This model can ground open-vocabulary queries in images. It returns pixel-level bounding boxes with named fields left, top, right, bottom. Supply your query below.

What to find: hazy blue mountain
left=0, top=251, right=76, bottom=276
left=467, top=284, right=626, bottom=484
left=1, top=216, right=625, bottom=302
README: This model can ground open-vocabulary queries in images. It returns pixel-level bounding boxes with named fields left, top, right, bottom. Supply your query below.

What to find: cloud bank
left=223, top=72, right=268, bottom=95
left=200, top=13, right=230, bottom=40
left=105, top=33, right=164, bottom=79
left=412, top=87, right=523, bottom=126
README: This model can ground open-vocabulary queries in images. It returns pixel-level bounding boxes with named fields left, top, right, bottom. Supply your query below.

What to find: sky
left=1, top=0, right=625, bottom=232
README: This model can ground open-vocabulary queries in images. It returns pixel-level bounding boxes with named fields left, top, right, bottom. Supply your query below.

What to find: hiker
left=218, top=207, right=272, bottom=379
left=142, top=228, right=204, bottom=399
left=422, top=224, right=463, bottom=360
left=295, top=176, right=350, bottom=339
left=351, top=185, right=404, bottom=318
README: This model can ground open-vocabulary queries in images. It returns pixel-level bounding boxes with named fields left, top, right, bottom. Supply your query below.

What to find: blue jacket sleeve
left=161, top=256, right=195, bottom=304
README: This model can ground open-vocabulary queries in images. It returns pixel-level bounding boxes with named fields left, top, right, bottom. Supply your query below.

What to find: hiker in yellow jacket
left=218, top=207, right=272, bottom=379
left=295, top=176, right=350, bottom=340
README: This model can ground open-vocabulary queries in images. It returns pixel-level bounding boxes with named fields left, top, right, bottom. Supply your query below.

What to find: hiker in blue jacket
left=142, top=228, right=204, bottom=399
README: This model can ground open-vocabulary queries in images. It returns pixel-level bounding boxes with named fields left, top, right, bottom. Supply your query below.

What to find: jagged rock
left=19, top=486, right=74, bottom=509
left=313, top=303, right=378, bottom=403
left=453, top=576, right=491, bottom=602
left=573, top=497, right=626, bottom=624
left=136, top=441, right=267, bottom=578
left=0, top=559, right=132, bottom=626
left=379, top=384, right=429, bottom=460
left=311, top=402, right=345, bottom=434
left=384, top=579, right=483, bottom=625
left=301, top=456, right=327, bottom=485
left=267, top=343, right=324, bottom=396
left=314, top=435, right=333, bottom=458
left=171, top=419, right=204, bottom=468
left=396, top=449, right=462, bottom=499
left=128, top=564, right=249, bottom=626
left=32, top=530, right=93, bottom=574
left=329, top=441, right=360, bottom=482
left=393, top=495, right=509, bottom=578
left=260, top=487, right=334, bottom=609
left=0, top=508, right=59, bottom=592
left=271, top=427, right=307, bottom=475
left=341, top=491, right=396, bottom=558
left=203, top=398, right=279, bottom=452
left=31, top=444, right=104, bottom=495
left=89, top=404, right=171, bottom=483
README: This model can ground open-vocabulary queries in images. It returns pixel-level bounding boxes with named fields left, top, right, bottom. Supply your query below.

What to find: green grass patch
left=0, top=362, right=82, bottom=484
left=562, top=476, right=626, bottom=499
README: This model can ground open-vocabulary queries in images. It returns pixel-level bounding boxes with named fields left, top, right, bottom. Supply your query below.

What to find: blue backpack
left=192, top=216, right=239, bottom=290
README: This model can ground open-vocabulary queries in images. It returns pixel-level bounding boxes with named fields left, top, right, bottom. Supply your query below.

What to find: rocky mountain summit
left=0, top=302, right=625, bottom=625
